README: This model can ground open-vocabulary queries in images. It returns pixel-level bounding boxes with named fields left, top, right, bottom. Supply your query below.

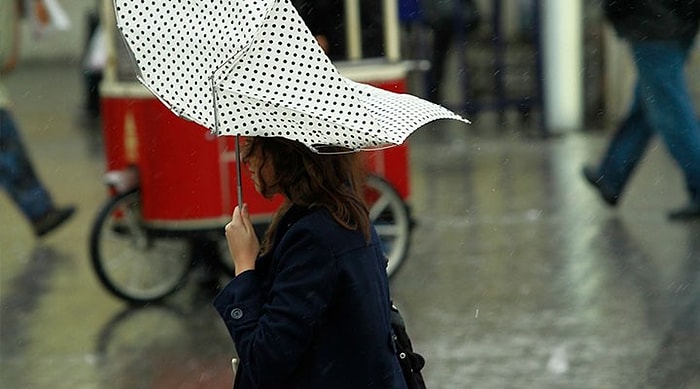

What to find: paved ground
left=1, top=62, right=699, bottom=389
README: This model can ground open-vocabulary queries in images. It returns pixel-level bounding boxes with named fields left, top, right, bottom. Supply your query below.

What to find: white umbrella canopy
left=113, top=0, right=469, bottom=153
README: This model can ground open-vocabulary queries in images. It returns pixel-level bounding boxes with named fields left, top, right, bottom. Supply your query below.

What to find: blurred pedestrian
left=1, top=0, right=76, bottom=237
left=397, top=0, right=425, bottom=61
left=421, top=0, right=480, bottom=104
left=291, top=0, right=384, bottom=60
left=583, top=0, right=700, bottom=220
left=79, top=0, right=104, bottom=128
left=399, top=0, right=423, bottom=27
left=213, top=137, right=406, bottom=388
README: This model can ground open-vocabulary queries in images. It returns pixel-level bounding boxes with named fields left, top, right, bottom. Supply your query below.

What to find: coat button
left=230, top=308, right=243, bottom=320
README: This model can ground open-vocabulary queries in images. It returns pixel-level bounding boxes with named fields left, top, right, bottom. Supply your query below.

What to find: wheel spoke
left=373, top=223, right=401, bottom=237
left=369, top=192, right=391, bottom=221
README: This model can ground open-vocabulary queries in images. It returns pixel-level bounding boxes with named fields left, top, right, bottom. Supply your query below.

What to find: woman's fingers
left=241, top=204, right=254, bottom=231
left=227, top=205, right=247, bottom=232
left=225, top=204, right=260, bottom=275
left=225, top=207, right=238, bottom=235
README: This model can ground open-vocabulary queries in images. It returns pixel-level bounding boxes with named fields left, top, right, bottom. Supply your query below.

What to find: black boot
left=32, top=206, right=76, bottom=237
left=582, top=166, right=619, bottom=206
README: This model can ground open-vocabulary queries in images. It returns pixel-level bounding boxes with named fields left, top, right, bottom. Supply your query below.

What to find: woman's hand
left=225, top=204, right=260, bottom=276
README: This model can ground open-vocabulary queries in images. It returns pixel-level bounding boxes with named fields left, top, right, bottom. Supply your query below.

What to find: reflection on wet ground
left=1, top=63, right=699, bottom=388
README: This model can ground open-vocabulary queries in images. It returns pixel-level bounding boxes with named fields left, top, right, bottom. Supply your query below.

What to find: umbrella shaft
left=235, top=135, right=244, bottom=207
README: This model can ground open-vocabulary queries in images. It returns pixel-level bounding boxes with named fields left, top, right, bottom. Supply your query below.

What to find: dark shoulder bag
left=390, top=303, right=427, bottom=389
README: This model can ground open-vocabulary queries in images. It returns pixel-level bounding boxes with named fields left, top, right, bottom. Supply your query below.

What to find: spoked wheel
left=365, top=175, right=412, bottom=277
left=89, top=189, right=193, bottom=304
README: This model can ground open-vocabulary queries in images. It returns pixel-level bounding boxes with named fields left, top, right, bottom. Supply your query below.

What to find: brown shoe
left=32, top=206, right=76, bottom=237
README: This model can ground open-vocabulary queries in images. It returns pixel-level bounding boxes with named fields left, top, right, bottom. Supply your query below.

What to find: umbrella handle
left=235, top=135, right=244, bottom=208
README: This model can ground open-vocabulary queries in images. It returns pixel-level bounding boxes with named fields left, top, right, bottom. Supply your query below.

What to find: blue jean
left=596, top=39, right=700, bottom=202
left=0, top=109, right=53, bottom=221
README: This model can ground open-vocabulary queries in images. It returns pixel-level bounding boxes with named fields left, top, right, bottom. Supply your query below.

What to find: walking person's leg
left=0, top=109, right=53, bottom=219
left=583, top=82, right=655, bottom=206
left=0, top=109, right=75, bottom=236
left=427, top=22, right=454, bottom=104
left=632, top=40, right=700, bottom=219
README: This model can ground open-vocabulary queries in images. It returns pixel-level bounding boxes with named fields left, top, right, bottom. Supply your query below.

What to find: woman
left=213, top=137, right=407, bottom=388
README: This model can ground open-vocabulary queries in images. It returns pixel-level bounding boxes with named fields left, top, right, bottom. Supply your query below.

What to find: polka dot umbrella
left=114, top=0, right=468, bottom=204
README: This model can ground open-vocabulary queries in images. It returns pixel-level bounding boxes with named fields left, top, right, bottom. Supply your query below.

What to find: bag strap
left=390, top=303, right=427, bottom=389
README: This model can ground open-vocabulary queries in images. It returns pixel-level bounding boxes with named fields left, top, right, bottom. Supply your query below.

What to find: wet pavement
left=1, top=62, right=699, bottom=389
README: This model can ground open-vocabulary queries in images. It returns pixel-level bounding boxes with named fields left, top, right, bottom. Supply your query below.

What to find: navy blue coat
left=214, top=205, right=407, bottom=389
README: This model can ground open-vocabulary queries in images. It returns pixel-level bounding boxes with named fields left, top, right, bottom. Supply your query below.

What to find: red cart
left=90, top=0, right=415, bottom=303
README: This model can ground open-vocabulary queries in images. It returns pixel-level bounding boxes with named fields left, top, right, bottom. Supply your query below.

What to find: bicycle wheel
left=89, top=190, right=192, bottom=304
left=365, top=175, right=412, bottom=277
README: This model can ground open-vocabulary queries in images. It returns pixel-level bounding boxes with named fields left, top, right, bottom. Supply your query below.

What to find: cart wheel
left=365, top=175, right=412, bottom=277
left=89, top=190, right=193, bottom=304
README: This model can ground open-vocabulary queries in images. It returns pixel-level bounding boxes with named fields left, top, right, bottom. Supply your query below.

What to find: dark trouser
left=0, top=109, right=53, bottom=221
left=596, top=39, right=700, bottom=202
left=427, top=22, right=456, bottom=104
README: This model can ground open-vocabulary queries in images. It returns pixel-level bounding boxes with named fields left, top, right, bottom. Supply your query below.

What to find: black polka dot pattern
left=114, top=0, right=468, bottom=153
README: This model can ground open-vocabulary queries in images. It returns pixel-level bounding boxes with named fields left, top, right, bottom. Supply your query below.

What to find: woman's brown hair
left=242, top=137, right=370, bottom=253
